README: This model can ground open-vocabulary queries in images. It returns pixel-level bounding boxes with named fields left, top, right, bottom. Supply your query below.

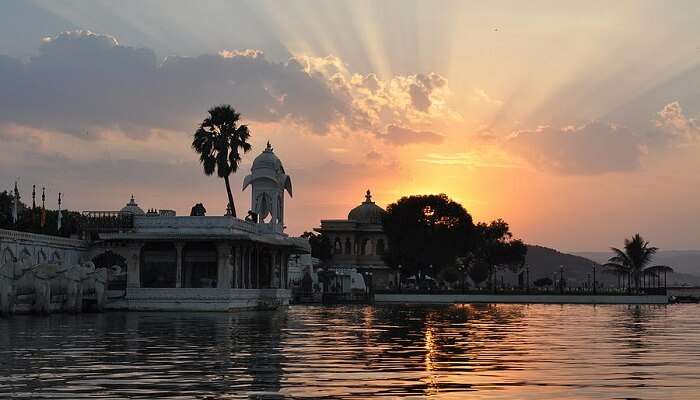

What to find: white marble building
left=81, top=144, right=308, bottom=311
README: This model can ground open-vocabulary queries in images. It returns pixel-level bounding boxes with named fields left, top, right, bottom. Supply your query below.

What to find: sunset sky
left=2, top=0, right=700, bottom=251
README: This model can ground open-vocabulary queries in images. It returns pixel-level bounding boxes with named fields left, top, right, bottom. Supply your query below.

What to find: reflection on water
left=1, top=304, right=700, bottom=399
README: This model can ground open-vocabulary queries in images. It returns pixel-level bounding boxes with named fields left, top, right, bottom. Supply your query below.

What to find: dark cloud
left=409, top=72, right=447, bottom=112
left=508, top=122, right=652, bottom=175
left=382, top=124, right=444, bottom=146
left=508, top=98, right=700, bottom=175
left=0, top=30, right=351, bottom=136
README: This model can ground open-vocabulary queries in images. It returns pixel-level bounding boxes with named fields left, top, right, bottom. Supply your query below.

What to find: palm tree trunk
left=223, top=175, right=236, bottom=217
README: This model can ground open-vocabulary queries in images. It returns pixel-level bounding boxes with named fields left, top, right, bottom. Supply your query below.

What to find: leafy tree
left=533, top=277, right=553, bottom=287
left=192, top=105, right=252, bottom=217
left=466, top=258, right=491, bottom=288
left=470, top=219, right=527, bottom=291
left=604, top=233, right=673, bottom=292
left=0, top=189, right=82, bottom=237
left=300, top=231, right=332, bottom=263
left=382, top=194, right=474, bottom=283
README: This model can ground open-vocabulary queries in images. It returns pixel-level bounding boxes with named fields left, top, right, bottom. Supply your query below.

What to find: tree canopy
left=604, top=233, right=672, bottom=291
left=192, top=105, right=252, bottom=217
left=300, top=231, right=332, bottom=263
left=382, top=194, right=474, bottom=279
left=467, top=219, right=527, bottom=289
left=0, top=189, right=82, bottom=237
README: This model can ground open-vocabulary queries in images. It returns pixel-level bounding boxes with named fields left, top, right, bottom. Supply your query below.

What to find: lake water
left=1, top=304, right=699, bottom=399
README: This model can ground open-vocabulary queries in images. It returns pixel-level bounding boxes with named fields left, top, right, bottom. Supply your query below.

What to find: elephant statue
left=0, top=260, right=17, bottom=317
left=81, top=262, right=123, bottom=311
left=51, top=264, right=83, bottom=313
left=32, top=263, right=58, bottom=314
left=0, top=258, right=36, bottom=316
left=76, top=261, right=96, bottom=312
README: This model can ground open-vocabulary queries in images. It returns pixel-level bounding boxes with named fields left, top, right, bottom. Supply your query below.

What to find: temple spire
left=365, top=189, right=373, bottom=203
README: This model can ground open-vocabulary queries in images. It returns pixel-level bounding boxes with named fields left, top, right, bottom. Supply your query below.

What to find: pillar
left=216, top=242, right=232, bottom=289
left=232, top=245, right=239, bottom=289
left=175, top=242, right=184, bottom=288
left=126, top=242, right=143, bottom=288
left=246, top=247, right=253, bottom=289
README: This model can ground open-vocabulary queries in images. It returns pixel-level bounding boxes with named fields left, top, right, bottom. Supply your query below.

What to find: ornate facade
left=316, top=190, right=393, bottom=289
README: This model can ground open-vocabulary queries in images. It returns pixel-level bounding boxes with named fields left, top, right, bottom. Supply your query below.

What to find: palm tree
left=605, top=233, right=672, bottom=292
left=192, top=105, right=252, bottom=217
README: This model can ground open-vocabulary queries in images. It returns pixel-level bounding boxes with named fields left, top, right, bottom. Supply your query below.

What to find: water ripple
left=1, top=304, right=700, bottom=399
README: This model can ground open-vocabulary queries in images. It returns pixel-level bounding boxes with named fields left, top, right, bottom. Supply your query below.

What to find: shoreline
left=375, top=293, right=669, bottom=305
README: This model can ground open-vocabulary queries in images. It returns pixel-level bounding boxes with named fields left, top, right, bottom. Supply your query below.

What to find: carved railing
left=0, top=228, right=88, bottom=248
left=81, top=211, right=134, bottom=233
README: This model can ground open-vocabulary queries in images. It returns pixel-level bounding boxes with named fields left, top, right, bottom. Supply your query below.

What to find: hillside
left=521, top=245, right=700, bottom=287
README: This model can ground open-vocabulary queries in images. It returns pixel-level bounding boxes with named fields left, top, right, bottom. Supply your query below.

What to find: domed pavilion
left=316, top=190, right=392, bottom=290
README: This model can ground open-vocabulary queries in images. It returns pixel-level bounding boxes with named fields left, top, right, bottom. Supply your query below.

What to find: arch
left=182, top=242, right=217, bottom=288
left=376, top=239, right=386, bottom=255
left=92, top=250, right=128, bottom=290
left=344, top=238, right=352, bottom=255
left=333, top=238, right=342, bottom=255
left=361, top=238, right=370, bottom=256
left=140, top=242, right=177, bottom=288
left=2, top=247, right=15, bottom=264
left=50, top=251, right=62, bottom=265
left=37, top=249, right=47, bottom=265
left=19, top=248, right=31, bottom=264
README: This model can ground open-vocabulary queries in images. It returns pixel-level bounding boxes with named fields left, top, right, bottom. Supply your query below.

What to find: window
left=376, top=239, right=385, bottom=255
left=334, top=238, right=342, bottom=255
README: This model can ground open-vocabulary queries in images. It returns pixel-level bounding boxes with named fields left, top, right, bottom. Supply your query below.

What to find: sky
left=1, top=0, right=700, bottom=252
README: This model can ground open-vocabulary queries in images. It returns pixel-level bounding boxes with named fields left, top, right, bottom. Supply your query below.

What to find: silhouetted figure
left=190, top=203, right=207, bottom=216
left=245, top=210, right=258, bottom=223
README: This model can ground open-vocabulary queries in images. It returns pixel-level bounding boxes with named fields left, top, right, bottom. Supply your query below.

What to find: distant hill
left=575, top=250, right=700, bottom=276
left=515, top=245, right=700, bottom=287
left=524, top=245, right=600, bottom=285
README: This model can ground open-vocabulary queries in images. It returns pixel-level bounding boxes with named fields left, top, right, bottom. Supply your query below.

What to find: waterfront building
left=316, top=190, right=392, bottom=289
left=0, top=144, right=308, bottom=312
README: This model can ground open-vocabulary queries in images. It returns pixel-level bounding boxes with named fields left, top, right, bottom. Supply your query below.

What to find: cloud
left=0, top=30, right=454, bottom=140
left=507, top=122, right=645, bottom=175
left=417, top=152, right=520, bottom=168
left=366, top=150, right=382, bottom=161
left=382, top=124, right=444, bottom=146
left=655, top=101, right=700, bottom=142
left=507, top=101, right=700, bottom=175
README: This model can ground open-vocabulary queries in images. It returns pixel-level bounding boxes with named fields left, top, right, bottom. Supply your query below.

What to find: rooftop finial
left=365, top=189, right=372, bottom=203
left=265, top=141, right=273, bottom=152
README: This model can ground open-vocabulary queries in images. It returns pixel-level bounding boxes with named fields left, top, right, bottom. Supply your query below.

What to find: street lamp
left=397, top=264, right=402, bottom=293
left=559, top=265, right=565, bottom=294
left=592, top=264, right=597, bottom=294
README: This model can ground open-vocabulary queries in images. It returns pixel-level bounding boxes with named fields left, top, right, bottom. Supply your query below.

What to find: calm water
left=1, top=304, right=699, bottom=399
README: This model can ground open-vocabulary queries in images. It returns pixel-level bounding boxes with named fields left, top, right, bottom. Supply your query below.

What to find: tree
left=604, top=233, right=673, bottom=292
left=192, top=105, right=252, bottom=217
left=466, top=258, right=490, bottom=288
left=533, top=277, right=553, bottom=288
left=382, top=194, right=474, bottom=283
left=300, top=231, right=332, bottom=263
left=470, top=219, right=527, bottom=291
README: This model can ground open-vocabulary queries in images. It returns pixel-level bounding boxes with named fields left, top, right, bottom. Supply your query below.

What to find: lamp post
left=559, top=265, right=565, bottom=294
left=526, top=266, right=530, bottom=294
left=593, top=264, right=597, bottom=294
left=397, top=264, right=402, bottom=293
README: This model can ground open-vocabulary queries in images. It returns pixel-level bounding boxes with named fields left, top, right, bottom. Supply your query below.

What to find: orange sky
left=2, top=1, right=700, bottom=251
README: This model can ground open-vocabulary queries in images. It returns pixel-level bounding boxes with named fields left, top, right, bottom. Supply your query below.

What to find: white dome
left=119, top=195, right=145, bottom=216
left=348, top=190, right=385, bottom=224
left=251, top=141, right=285, bottom=174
